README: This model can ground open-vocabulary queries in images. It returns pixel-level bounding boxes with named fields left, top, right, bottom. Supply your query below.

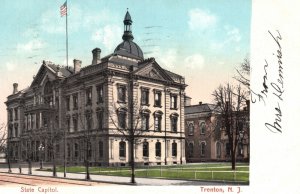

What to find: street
left=0, top=172, right=115, bottom=186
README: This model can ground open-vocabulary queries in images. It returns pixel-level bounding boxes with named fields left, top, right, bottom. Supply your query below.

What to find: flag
left=60, top=1, right=67, bottom=17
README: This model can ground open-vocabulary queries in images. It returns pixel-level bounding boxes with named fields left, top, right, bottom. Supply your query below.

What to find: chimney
left=199, top=101, right=202, bottom=105
left=73, top=59, right=82, bottom=74
left=92, top=48, right=101, bottom=65
left=13, top=83, right=18, bottom=94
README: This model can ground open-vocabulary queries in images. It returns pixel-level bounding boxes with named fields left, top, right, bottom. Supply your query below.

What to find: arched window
left=154, top=111, right=163, bottom=132
left=200, top=122, right=206, bottom=134
left=201, top=142, right=206, bottom=156
left=119, top=141, right=126, bottom=157
left=155, top=142, right=161, bottom=157
left=188, top=143, right=194, bottom=158
left=188, top=123, right=194, bottom=135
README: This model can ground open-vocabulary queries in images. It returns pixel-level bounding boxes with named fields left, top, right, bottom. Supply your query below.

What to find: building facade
left=185, top=102, right=249, bottom=163
left=5, top=11, right=186, bottom=166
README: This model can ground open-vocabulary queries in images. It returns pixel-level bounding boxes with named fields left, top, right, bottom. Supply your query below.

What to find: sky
left=0, top=0, right=251, bottom=123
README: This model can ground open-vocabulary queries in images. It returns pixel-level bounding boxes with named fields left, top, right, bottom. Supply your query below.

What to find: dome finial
left=122, top=9, right=134, bottom=41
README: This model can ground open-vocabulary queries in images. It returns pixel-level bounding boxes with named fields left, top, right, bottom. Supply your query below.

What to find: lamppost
left=38, top=143, right=44, bottom=169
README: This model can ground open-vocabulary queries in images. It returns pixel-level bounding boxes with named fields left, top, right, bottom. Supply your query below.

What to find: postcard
left=0, top=0, right=299, bottom=194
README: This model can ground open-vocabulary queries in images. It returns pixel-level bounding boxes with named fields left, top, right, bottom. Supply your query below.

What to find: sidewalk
left=0, top=164, right=243, bottom=186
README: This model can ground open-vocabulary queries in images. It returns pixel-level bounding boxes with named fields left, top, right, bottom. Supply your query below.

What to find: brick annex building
left=5, top=11, right=186, bottom=166
left=184, top=99, right=249, bottom=162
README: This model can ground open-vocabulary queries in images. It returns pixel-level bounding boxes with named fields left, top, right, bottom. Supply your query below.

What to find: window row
left=187, top=142, right=207, bottom=158
left=65, top=85, right=104, bottom=111
left=66, top=111, right=104, bottom=132
left=118, top=109, right=179, bottom=132
left=8, top=108, right=18, bottom=122
left=187, top=121, right=206, bottom=136
left=118, top=141, right=177, bottom=158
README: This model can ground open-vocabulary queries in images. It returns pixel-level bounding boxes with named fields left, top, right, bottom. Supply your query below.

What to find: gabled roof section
left=134, top=58, right=174, bottom=82
left=185, top=103, right=220, bottom=114
left=31, top=61, right=73, bottom=87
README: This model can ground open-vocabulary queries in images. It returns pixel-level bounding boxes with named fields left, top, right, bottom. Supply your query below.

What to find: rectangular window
left=155, top=142, right=161, bottom=157
left=66, top=96, right=70, bottom=111
left=154, top=91, right=162, bottom=107
left=141, top=114, right=149, bottom=131
left=99, top=141, right=104, bottom=158
left=9, top=109, right=13, bottom=122
left=141, top=88, right=149, bottom=105
left=36, top=114, right=40, bottom=129
left=170, top=94, right=177, bottom=109
left=119, top=141, right=126, bottom=157
left=97, top=85, right=104, bottom=103
left=73, top=94, right=78, bottom=110
left=86, top=114, right=92, bottom=130
left=118, top=111, right=126, bottom=129
left=86, top=88, right=92, bottom=105
left=74, top=143, right=79, bottom=158
left=66, top=117, right=70, bottom=132
left=143, top=142, right=149, bottom=157
left=171, top=117, right=178, bottom=132
left=154, top=115, right=162, bottom=132
left=117, top=84, right=126, bottom=103
left=201, top=142, right=206, bottom=156
left=172, top=142, right=177, bottom=157
left=14, top=108, right=18, bottom=120
left=14, top=125, right=18, bottom=137
left=97, top=111, right=103, bottom=130
left=73, top=117, right=78, bottom=132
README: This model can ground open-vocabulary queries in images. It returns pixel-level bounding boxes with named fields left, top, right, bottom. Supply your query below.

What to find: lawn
left=44, top=163, right=249, bottom=182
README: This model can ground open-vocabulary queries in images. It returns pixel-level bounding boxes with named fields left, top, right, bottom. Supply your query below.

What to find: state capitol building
left=5, top=11, right=187, bottom=166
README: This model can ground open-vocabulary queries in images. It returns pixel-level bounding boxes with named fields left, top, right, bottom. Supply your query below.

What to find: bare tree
left=107, top=81, right=154, bottom=184
left=0, top=123, right=11, bottom=173
left=233, top=57, right=250, bottom=90
left=77, top=112, right=93, bottom=180
left=212, top=83, right=248, bottom=170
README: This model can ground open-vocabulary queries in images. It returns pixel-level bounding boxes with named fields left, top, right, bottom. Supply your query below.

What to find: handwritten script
left=251, top=30, right=283, bottom=133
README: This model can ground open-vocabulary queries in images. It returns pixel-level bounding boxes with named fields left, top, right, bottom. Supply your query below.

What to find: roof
left=185, top=103, right=219, bottom=114
left=124, top=11, right=132, bottom=23
left=114, top=40, right=144, bottom=60
left=47, top=63, right=74, bottom=77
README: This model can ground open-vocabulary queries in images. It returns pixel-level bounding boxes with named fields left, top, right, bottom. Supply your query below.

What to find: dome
left=114, top=40, right=144, bottom=60
left=114, top=10, right=144, bottom=60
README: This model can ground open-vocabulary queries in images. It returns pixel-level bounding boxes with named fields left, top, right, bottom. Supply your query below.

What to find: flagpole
left=64, top=0, right=68, bottom=178
left=66, top=0, right=68, bottom=68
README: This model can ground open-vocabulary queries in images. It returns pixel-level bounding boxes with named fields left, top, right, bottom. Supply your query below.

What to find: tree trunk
left=130, top=139, right=136, bottom=184
left=7, top=153, right=12, bottom=173
left=53, top=153, right=57, bottom=177
left=28, top=159, right=32, bottom=175
left=85, top=159, right=90, bottom=180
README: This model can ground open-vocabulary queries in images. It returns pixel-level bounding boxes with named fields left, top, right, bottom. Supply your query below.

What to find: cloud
left=150, top=47, right=178, bottom=69
left=184, top=54, right=205, bottom=69
left=17, top=39, right=46, bottom=52
left=225, top=26, right=241, bottom=43
left=91, top=25, right=122, bottom=52
left=188, top=8, right=217, bottom=31
left=210, top=26, right=242, bottom=50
